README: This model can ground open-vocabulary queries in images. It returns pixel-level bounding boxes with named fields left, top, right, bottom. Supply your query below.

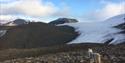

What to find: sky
left=0, top=0, right=125, bottom=22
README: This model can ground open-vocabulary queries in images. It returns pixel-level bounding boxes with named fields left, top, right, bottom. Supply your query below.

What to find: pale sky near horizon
left=0, top=0, right=125, bottom=22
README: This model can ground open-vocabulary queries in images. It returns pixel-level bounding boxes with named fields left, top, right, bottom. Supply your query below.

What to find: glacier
left=61, top=14, right=125, bottom=44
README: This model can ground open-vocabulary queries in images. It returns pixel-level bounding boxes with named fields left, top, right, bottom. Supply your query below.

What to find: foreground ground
left=0, top=44, right=125, bottom=63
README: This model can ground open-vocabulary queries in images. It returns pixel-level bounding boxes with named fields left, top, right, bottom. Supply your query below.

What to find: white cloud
left=0, top=0, right=16, bottom=3
left=83, top=1, right=125, bottom=22
left=0, top=0, right=71, bottom=23
left=0, top=15, right=51, bottom=23
left=0, top=0, right=58, bottom=16
left=53, top=3, right=70, bottom=17
left=0, top=15, right=15, bottom=20
left=99, top=2, right=125, bottom=20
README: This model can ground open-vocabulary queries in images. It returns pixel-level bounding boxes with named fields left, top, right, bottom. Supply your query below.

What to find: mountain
left=61, top=14, right=125, bottom=44
left=0, top=22, right=78, bottom=49
left=0, top=20, right=10, bottom=26
left=49, top=18, right=78, bottom=25
left=3, top=19, right=28, bottom=26
left=0, top=14, right=124, bottom=49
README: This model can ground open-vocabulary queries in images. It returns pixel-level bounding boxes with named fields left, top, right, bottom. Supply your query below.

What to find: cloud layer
left=0, top=0, right=125, bottom=22
left=98, top=2, right=125, bottom=20
left=0, top=0, right=70, bottom=22
left=1, top=0, right=58, bottom=16
left=83, top=1, right=125, bottom=22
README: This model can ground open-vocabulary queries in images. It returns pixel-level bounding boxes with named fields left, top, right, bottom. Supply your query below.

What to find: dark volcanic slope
left=49, top=18, right=78, bottom=25
left=0, top=22, right=78, bottom=49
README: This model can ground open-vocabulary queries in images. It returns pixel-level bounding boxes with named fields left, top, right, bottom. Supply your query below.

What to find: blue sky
left=0, top=0, right=125, bottom=22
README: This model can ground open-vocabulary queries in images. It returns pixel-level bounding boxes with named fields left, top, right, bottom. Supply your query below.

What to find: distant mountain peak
left=49, top=18, right=78, bottom=25
left=1, top=19, right=29, bottom=26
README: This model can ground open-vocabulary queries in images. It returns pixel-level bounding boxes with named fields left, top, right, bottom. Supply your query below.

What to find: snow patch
left=0, top=30, right=7, bottom=37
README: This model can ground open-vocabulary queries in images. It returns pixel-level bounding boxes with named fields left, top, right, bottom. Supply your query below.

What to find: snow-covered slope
left=4, top=19, right=28, bottom=26
left=0, top=20, right=10, bottom=25
left=0, top=19, right=29, bottom=26
left=0, top=30, right=7, bottom=37
left=62, top=14, right=125, bottom=44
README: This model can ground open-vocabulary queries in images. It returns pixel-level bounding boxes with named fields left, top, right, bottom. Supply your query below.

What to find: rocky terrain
left=0, top=44, right=125, bottom=63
